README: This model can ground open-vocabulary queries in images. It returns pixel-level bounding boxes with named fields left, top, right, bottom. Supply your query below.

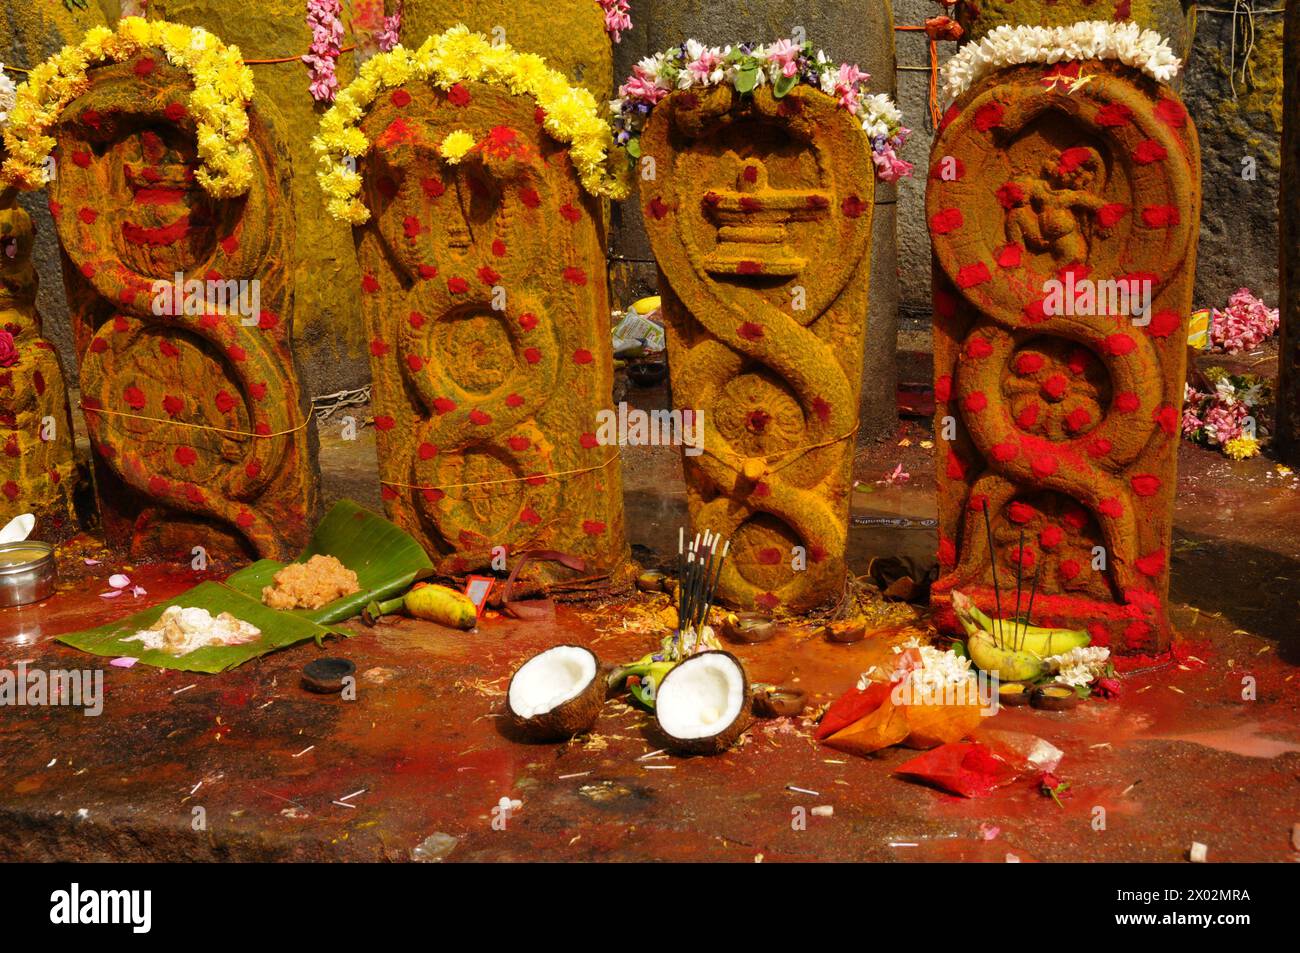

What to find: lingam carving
left=0, top=193, right=78, bottom=538
left=928, top=62, right=1200, bottom=651
left=355, top=82, right=628, bottom=581
left=49, top=56, right=318, bottom=561
left=639, top=86, right=875, bottom=613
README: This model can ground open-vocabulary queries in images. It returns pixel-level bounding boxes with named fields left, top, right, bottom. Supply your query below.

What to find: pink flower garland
left=598, top=0, right=632, bottom=44
left=378, top=1, right=403, bottom=53
left=303, top=0, right=345, bottom=103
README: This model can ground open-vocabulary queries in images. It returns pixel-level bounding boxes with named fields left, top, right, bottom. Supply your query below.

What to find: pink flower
left=377, top=2, right=403, bottom=52
left=872, top=146, right=914, bottom=183
left=598, top=0, right=633, bottom=43
left=619, top=68, right=668, bottom=104
left=303, top=0, right=344, bottom=102
left=767, top=39, right=801, bottom=77
left=686, top=48, right=723, bottom=82
left=0, top=330, right=16, bottom=368
left=835, top=63, right=866, bottom=88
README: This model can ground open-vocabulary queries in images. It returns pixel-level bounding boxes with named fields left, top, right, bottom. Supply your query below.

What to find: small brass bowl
left=722, top=612, right=777, bottom=644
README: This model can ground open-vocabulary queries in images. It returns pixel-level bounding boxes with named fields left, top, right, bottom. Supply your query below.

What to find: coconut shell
left=655, top=650, right=752, bottom=755
left=506, top=645, right=606, bottom=741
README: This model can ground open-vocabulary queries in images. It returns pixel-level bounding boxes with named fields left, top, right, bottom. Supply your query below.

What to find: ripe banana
left=952, top=590, right=1089, bottom=658
left=967, top=631, right=1046, bottom=682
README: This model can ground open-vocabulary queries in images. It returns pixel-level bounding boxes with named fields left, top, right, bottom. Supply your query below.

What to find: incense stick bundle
left=675, top=526, right=730, bottom=634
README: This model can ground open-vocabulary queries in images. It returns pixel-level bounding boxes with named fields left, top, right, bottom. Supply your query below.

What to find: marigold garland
left=0, top=17, right=255, bottom=198
left=312, top=24, right=631, bottom=225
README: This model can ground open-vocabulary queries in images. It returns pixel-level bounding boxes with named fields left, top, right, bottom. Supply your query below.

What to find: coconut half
left=654, top=651, right=751, bottom=755
left=506, top=645, right=606, bottom=741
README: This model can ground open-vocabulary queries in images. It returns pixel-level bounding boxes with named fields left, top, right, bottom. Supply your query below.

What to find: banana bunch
left=952, top=591, right=1089, bottom=682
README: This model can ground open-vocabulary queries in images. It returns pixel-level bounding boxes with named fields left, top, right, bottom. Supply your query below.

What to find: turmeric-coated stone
left=353, top=76, right=629, bottom=583
left=928, top=56, right=1199, bottom=652
left=49, top=56, right=319, bottom=562
left=638, top=85, right=875, bottom=613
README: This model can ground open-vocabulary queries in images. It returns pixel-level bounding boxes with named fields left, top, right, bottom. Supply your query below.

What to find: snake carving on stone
left=356, top=81, right=628, bottom=583
left=49, top=56, right=319, bottom=561
left=928, top=61, right=1199, bottom=651
left=639, top=85, right=875, bottom=613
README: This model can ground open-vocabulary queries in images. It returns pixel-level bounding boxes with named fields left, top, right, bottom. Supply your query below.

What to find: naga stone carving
left=928, top=54, right=1199, bottom=652
left=355, top=79, right=629, bottom=583
left=638, top=85, right=875, bottom=613
left=49, top=56, right=319, bottom=562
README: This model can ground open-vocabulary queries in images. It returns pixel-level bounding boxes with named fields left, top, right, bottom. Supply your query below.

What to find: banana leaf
left=56, top=581, right=345, bottom=674
left=224, top=499, right=435, bottom=624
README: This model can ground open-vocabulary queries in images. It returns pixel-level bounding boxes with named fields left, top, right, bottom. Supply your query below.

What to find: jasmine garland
left=941, top=20, right=1182, bottom=102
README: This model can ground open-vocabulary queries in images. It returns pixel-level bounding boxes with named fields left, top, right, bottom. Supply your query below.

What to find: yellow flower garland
left=313, top=24, right=631, bottom=225
left=0, top=17, right=255, bottom=198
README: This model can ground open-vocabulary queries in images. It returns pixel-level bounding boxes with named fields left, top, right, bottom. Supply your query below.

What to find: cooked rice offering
left=261, top=554, right=360, bottom=610
left=125, top=606, right=262, bottom=656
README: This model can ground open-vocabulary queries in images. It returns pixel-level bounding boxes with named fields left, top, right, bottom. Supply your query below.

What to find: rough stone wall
left=1183, top=3, right=1284, bottom=309
left=1279, top=0, right=1300, bottom=462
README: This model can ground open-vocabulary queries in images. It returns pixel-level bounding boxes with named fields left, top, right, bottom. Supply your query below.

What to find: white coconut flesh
left=657, top=654, right=746, bottom=740
left=508, top=646, right=597, bottom=719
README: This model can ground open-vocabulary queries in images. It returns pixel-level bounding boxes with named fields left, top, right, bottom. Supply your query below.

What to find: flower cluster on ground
left=1, top=18, right=254, bottom=197
left=612, top=38, right=913, bottom=182
left=313, top=25, right=629, bottom=224
left=1182, top=369, right=1271, bottom=460
left=1210, top=288, right=1279, bottom=353
left=941, top=20, right=1182, bottom=101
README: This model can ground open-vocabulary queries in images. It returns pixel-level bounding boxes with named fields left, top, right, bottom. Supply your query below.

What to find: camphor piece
left=506, top=645, right=607, bottom=741
left=653, top=650, right=751, bottom=755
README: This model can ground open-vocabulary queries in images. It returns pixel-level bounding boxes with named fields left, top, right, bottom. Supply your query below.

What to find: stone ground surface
left=2, top=352, right=1299, bottom=862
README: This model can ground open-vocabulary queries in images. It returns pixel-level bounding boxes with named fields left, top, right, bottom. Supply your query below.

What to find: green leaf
left=734, top=66, right=759, bottom=94
left=626, top=137, right=641, bottom=160
left=56, top=582, right=345, bottom=674
left=59, top=500, right=433, bottom=672
left=225, top=499, right=434, bottom=624
left=773, top=73, right=798, bottom=99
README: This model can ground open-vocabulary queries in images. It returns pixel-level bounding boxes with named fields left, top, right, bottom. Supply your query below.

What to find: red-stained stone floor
left=1, top=396, right=1298, bottom=862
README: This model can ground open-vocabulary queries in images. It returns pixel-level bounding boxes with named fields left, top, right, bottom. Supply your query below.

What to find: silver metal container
left=0, top=541, right=57, bottom=608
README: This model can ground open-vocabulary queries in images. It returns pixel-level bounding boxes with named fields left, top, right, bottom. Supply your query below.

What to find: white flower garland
left=612, top=38, right=912, bottom=182
left=941, top=20, right=1182, bottom=103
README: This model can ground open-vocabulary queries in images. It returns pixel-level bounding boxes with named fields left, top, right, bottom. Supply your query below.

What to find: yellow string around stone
left=79, top=403, right=310, bottom=440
